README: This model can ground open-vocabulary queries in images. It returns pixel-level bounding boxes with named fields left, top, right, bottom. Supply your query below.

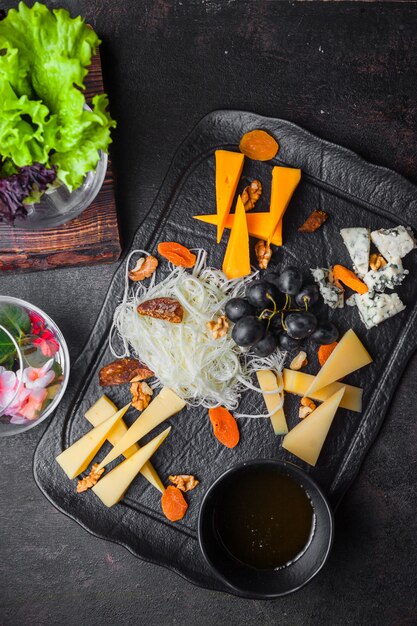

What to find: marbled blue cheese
left=354, top=292, right=406, bottom=329
left=371, top=225, right=416, bottom=262
left=311, top=267, right=344, bottom=309
left=363, top=258, right=408, bottom=296
left=340, top=227, right=370, bottom=277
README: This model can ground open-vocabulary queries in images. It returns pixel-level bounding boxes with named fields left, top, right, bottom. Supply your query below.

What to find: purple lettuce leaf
left=0, top=163, right=57, bottom=224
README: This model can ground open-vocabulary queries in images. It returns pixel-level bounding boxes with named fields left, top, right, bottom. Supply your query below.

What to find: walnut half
left=255, top=240, right=272, bottom=270
left=76, top=463, right=105, bottom=493
left=369, top=253, right=387, bottom=271
left=130, top=379, right=153, bottom=411
left=169, top=474, right=199, bottom=492
left=241, top=179, right=262, bottom=211
left=207, top=315, right=229, bottom=339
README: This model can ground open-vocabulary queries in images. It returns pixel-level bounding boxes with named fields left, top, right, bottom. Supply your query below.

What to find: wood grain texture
left=0, top=53, right=121, bottom=273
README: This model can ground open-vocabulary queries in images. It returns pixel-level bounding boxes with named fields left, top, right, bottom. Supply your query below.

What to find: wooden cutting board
left=0, top=53, right=121, bottom=273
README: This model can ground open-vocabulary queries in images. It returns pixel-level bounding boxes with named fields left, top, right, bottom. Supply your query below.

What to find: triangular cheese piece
left=305, top=329, right=372, bottom=397
left=256, top=370, right=288, bottom=435
left=92, top=427, right=171, bottom=507
left=340, top=228, right=370, bottom=277
left=267, top=166, right=301, bottom=244
left=222, top=196, right=251, bottom=280
left=193, top=212, right=283, bottom=246
left=98, top=387, right=186, bottom=470
left=56, top=404, right=130, bottom=479
left=85, top=395, right=165, bottom=493
left=215, top=150, right=245, bottom=243
left=282, top=369, right=362, bottom=413
left=282, top=388, right=345, bottom=466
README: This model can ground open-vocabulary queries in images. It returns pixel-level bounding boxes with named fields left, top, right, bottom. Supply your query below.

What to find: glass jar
left=0, top=296, right=70, bottom=436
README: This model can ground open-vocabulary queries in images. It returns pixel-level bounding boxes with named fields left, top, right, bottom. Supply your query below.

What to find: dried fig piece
left=298, top=210, right=329, bottom=233
left=99, top=357, right=153, bottom=386
left=137, top=297, right=184, bottom=323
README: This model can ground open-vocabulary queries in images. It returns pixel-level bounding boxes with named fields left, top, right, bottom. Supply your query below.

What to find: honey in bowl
left=213, top=466, right=315, bottom=570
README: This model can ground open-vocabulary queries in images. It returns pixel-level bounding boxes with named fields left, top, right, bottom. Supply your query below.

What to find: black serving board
left=34, top=111, right=417, bottom=595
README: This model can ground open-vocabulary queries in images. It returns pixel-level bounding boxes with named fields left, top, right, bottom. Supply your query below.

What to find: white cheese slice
left=305, top=329, right=372, bottom=396
left=311, top=267, right=344, bottom=309
left=354, top=292, right=406, bottom=329
left=92, top=427, right=171, bottom=507
left=371, top=225, right=416, bottom=262
left=97, top=387, right=186, bottom=470
left=340, top=227, right=370, bottom=277
left=256, top=370, right=288, bottom=435
left=282, top=387, right=345, bottom=466
left=85, top=395, right=165, bottom=493
left=56, top=404, right=130, bottom=479
left=363, top=258, right=408, bottom=296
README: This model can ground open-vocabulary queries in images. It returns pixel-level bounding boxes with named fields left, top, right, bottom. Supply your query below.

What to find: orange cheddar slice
left=215, top=150, right=245, bottom=243
left=194, top=212, right=283, bottom=246
left=222, top=196, right=251, bottom=279
left=267, top=166, right=301, bottom=244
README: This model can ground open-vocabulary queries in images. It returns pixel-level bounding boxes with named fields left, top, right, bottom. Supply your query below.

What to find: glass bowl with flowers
left=0, top=296, right=70, bottom=436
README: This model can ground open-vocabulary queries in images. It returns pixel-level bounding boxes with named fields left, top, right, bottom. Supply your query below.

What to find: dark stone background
left=1, top=1, right=416, bottom=624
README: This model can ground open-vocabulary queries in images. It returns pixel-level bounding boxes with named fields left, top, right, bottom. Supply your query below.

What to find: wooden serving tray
left=0, top=53, right=121, bottom=273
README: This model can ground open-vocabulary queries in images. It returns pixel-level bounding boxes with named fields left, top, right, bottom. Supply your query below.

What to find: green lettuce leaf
left=0, top=2, right=116, bottom=192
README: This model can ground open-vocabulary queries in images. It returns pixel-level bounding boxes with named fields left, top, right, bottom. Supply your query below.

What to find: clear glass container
left=13, top=150, right=108, bottom=230
left=0, top=296, right=70, bottom=436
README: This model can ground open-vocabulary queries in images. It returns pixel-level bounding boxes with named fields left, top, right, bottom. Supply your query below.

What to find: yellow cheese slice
left=56, top=404, right=130, bottom=479
left=215, top=150, right=245, bottom=243
left=267, top=166, right=301, bottom=244
left=85, top=395, right=165, bottom=493
left=305, top=329, right=372, bottom=397
left=282, top=387, right=345, bottom=466
left=256, top=370, right=288, bottom=435
left=97, top=387, right=186, bottom=470
left=282, top=369, right=362, bottom=413
left=193, top=212, right=283, bottom=246
left=92, top=427, right=171, bottom=508
left=85, top=395, right=138, bottom=457
left=222, top=196, right=251, bottom=280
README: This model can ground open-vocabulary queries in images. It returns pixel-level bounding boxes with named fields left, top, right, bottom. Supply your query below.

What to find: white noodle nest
left=110, top=249, right=286, bottom=416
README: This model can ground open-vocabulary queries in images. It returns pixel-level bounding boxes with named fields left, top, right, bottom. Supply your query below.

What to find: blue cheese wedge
left=371, top=225, right=416, bottom=262
left=354, top=292, right=406, bottom=329
left=363, top=258, right=408, bottom=296
left=340, top=227, right=370, bottom=277
left=311, top=267, right=344, bottom=309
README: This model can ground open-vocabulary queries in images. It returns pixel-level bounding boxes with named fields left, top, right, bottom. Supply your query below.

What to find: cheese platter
left=33, top=110, right=417, bottom=595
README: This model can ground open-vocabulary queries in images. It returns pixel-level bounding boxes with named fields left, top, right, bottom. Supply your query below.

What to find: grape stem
left=257, top=292, right=305, bottom=332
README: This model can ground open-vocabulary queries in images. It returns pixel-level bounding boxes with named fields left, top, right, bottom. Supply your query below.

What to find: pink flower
left=9, top=387, right=48, bottom=422
left=17, top=387, right=48, bottom=421
left=29, top=311, right=45, bottom=336
left=22, top=359, right=55, bottom=390
left=0, top=366, right=18, bottom=409
left=33, top=329, right=59, bottom=358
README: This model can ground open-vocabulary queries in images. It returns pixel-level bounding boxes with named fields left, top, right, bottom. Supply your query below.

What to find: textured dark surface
left=1, top=1, right=417, bottom=624
left=33, top=109, right=417, bottom=595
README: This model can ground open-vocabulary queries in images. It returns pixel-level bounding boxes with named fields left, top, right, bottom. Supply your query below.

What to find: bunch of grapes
left=225, top=267, right=339, bottom=357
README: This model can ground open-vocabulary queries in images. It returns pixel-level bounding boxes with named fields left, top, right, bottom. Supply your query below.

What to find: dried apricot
left=158, top=242, right=196, bottom=268
left=161, top=485, right=188, bottom=521
left=239, top=129, right=279, bottom=161
left=208, top=407, right=240, bottom=448
left=318, top=342, right=338, bottom=367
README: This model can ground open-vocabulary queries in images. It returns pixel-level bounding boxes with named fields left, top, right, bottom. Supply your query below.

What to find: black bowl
left=198, top=459, right=334, bottom=599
